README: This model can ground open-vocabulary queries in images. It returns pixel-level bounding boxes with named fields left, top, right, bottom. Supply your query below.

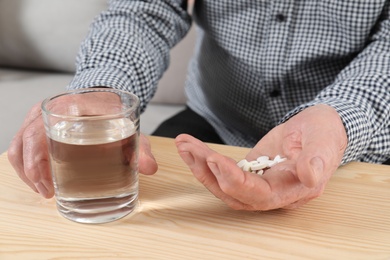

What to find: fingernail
left=310, top=157, right=324, bottom=183
left=35, top=182, right=49, bottom=198
left=207, top=161, right=221, bottom=177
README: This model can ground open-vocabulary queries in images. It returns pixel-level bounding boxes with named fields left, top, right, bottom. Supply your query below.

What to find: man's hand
left=8, top=101, right=158, bottom=199
left=175, top=104, right=347, bottom=210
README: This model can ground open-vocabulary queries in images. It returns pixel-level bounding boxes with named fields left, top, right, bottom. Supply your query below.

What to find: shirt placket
left=261, top=1, right=293, bottom=99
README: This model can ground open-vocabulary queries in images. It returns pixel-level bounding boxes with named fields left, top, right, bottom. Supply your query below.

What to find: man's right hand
left=8, top=102, right=158, bottom=198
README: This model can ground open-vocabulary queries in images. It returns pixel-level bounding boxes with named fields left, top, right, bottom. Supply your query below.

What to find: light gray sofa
left=0, top=0, right=195, bottom=153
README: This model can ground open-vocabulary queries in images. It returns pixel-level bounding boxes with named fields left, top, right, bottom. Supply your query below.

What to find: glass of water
left=41, top=88, right=140, bottom=224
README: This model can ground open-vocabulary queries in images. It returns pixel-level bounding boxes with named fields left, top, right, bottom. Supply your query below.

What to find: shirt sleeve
left=67, top=0, right=191, bottom=112
left=282, top=4, right=390, bottom=164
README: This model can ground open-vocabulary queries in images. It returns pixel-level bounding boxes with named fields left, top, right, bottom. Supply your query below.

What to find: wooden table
left=1, top=136, right=389, bottom=259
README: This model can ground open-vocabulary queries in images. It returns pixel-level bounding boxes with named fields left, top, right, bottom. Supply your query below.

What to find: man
left=8, top=1, right=390, bottom=210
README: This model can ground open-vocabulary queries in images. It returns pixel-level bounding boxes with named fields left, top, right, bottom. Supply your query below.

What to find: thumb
left=295, top=131, right=344, bottom=188
left=298, top=156, right=324, bottom=188
left=138, top=134, right=158, bottom=175
left=289, top=104, right=346, bottom=188
left=295, top=136, right=329, bottom=188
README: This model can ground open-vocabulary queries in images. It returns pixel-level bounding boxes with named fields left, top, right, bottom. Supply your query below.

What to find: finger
left=206, top=158, right=258, bottom=210
left=7, top=141, right=38, bottom=193
left=138, top=134, right=158, bottom=175
left=22, top=117, right=54, bottom=198
left=175, top=134, right=246, bottom=209
left=8, top=103, right=44, bottom=193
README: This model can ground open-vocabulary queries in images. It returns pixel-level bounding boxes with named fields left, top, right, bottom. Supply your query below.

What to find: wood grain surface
left=0, top=136, right=389, bottom=259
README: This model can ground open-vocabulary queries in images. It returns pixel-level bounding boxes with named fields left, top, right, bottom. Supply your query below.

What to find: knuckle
left=7, top=143, right=18, bottom=164
left=228, top=201, right=246, bottom=211
left=313, top=188, right=325, bottom=198
left=219, top=182, right=236, bottom=195
left=23, top=126, right=40, bottom=140
left=30, top=103, right=43, bottom=116
left=314, top=181, right=326, bottom=196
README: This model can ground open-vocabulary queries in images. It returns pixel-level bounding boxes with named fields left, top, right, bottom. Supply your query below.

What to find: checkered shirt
left=69, top=0, right=390, bottom=164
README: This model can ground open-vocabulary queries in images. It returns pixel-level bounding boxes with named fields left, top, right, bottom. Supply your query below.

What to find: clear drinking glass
left=41, top=88, right=140, bottom=224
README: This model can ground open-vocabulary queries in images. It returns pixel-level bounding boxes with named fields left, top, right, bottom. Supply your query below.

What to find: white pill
left=275, top=156, right=286, bottom=163
left=256, top=156, right=269, bottom=163
left=242, top=163, right=251, bottom=172
left=237, top=159, right=248, bottom=169
left=267, top=160, right=278, bottom=167
left=249, top=161, right=268, bottom=171
left=259, top=170, right=264, bottom=175
left=237, top=155, right=286, bottom=173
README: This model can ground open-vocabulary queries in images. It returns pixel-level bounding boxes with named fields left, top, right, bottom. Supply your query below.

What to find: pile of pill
left=236, top=155, right=286, bottom=175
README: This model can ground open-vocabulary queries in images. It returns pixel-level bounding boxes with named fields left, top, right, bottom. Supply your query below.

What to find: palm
left=249, top=105, right=347, bottom=187
left=176, top=104, right=348, bottom=211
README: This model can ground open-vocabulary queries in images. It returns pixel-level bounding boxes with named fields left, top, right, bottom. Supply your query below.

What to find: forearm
left=68, top=0, right=191, bottom=112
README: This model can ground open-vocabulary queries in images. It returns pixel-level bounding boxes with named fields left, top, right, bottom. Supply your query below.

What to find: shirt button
left=270, top=89, right=281, bottom=97
left=275, top=14, right=286, bottom=22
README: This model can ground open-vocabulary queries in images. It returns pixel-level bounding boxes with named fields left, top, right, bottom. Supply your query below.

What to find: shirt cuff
left=66, top=67, right=150, bottom=112
left=67, top=67, right=132, bottom=91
